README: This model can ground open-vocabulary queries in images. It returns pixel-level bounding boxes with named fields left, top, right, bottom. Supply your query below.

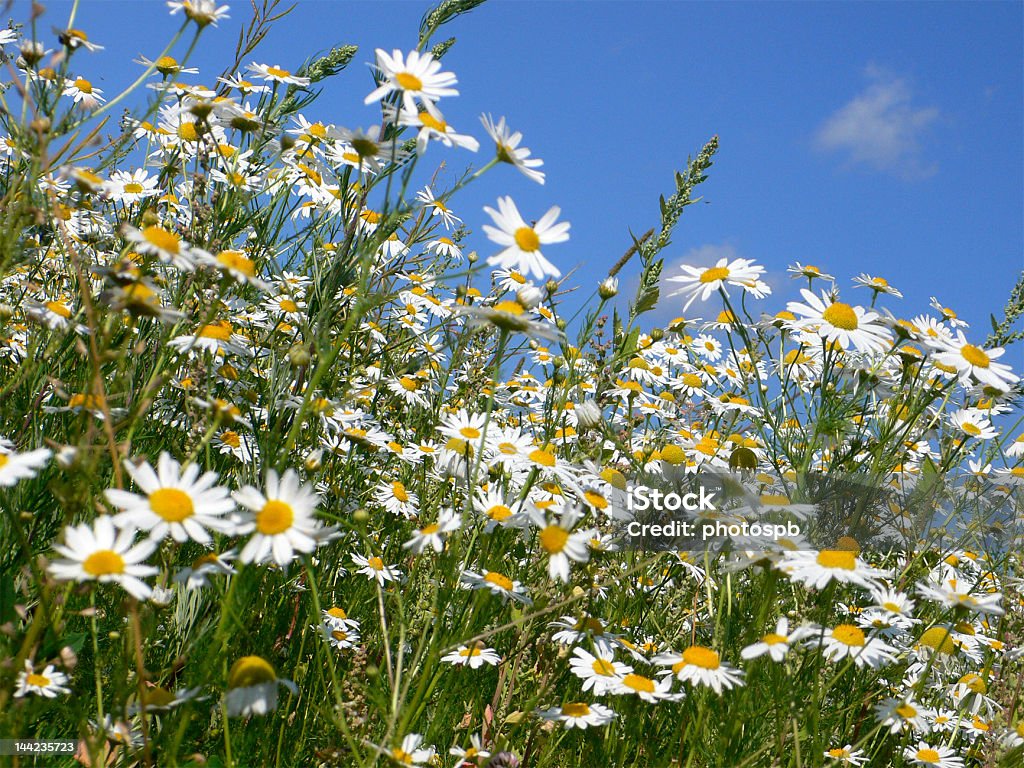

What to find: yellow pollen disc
left=459, top=645, right=482, bottom=657
left=265, top=66, right=291, bottom=79
left=882, top=602, right=902, bottom=613
left=763, top=633, right=786, bottom=645
left=484, top=571, right=513, bottom=591
left=816, top=549, right=856, bottom=570
left=895, top=704, right=917, bottom=718
left=327, top=607, right=347, bottom=619
left=831, top=624, right=865, bottom=647
left=529, top=448, right=556, bottom=467
left=699, top=266, right=731, bottom=284
left=198, top=321, right=233, bottom=340
left=487, top=505, right=512, bottom=521
left=584, top=491, right=608, bottom=509
left=682, top=645, right=721, bottom=670
left=149, top=487, right=195, bottom=522
left=827, top=749, right=850, bottom=758
left=395, top=71, right=423, bottom=90
left=177, top=122, right=199, bottom=142
left=419, top=111, right=447, bottom=131
left=660, top=444, right=687, bottom=465
left=26, top=673, right=51, bottom=687
left=45, top=301, right=72, bottom=318
left=331, top=630, right=348, bottom=641
left=123, top=182, right=144, bottom=194
left=419, top=523, right=440, bottom=535
left=228, top=656, right=276, bottom=689
left=592, top=659, right=616, bottom=675
left=915, top=749, right=940, bottom=763
left=513, top=226, right=541, bottom=252
left=74, top=77, right=93, bottom=93
left=960, top=673, right=986, bottom=693
left=367, top=556, right=384, bottom=571
left=459, top=426, right=481, bottom=439
left=622, top=673, right=655, bottom=693
left=217, top=250, right=256, bottom=276
left=278, top=299, right=299, bottom=313
left=822, top=302, right=858, bottom=331
left=539, top=525, right=569, bottom=553
left=398, top=376, right=418, bottom=392
left=918, top=627, right=956, bottom=655
left=142, top=226, right=181, bottom=254
left=960, top=343, right=990, bottom=368
left=391, top=482, right=409, bottom=502
left=493, top=300, right=526, bottom=316
left=82, top=549, right=126, bottom=576
left=961, top=422, right=981, bottom=436
left=0, top=455, right=7, bottom=470
left=561, top=702, right=591, bottom=717
left=256, top=500, right=294, bottom=535
left=155, top=56, right=179, bottom=72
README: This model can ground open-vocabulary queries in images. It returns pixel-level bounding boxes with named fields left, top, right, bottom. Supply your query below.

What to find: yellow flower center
left=486, top=505, right=512, bottom=522
left=391, top=482, right=409, bottom=503
left=539, top=525, right=569, bottom=554
left=622, top=673, right=655, bottom=693
left=592, top=658, right=616, bottom=676
left=418, top=111, right=447, bottom=131
left=914, top=748, right=940, bottom=763
left=331, top=630, right=348, bottom=642
left=395, top=71, right=423, bottom=90
left=762, top=633, right=786, bottom=645
left=513, top=226, right=541, bottom=252
left=895, top=703, right=917, bottom=718
left=82, top=549, right=126, bottom=576
left=960, top=344, right=990, bottom=368
left=831, top=624, right=865, bottom=647
left=142, top=226, right=181, bottom=254
left=367, top=556, right=384, bottom=571
left=699, top=266, right=730, bottom=284
left=198, top=321, right=233, bottom=341
left=561, top=702, right=591, bottom=717
left=177, top=122, right=199, bottom=142
left=227, top=656, right=276, bottom=689
left=459, top=426, right=482, bottom=439
left=459, top=645, right=482, bottom=657
left=529, top=448, right=556, bottom=467
left=256, top=500, right=294, bottom=535
left=278, top=299, right=299, bottom=313
left=265, top=66, right=291, bottom=79
left=822, top=302, right=858, bottom=331
left=149, top=487, right=195, bottom=522
left=45, top=300, right=72, bottom=319
left=484, top=571, right=514, bottom=591
left=493, top=300, right=526, bottom=316
left=217, top=250, right=256, bottom=276
left=25, top=673, right=51, bottom=687
left=681, top=645, right=720, bottom=670
left=326, top=607, right=347, bottom=620
left=584, top=490, right=608, bottom=509
left=816, top=549, right=856, bottom=570
left=398, top=376, right=418, bottom=391
left=918, top=627, right=956, bottom=655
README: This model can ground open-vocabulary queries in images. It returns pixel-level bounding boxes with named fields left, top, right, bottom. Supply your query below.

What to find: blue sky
left=28, top=0, right=1024, bottom=355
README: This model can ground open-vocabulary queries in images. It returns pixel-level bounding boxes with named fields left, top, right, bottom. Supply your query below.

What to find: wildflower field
left=2, top=1, right=1024, bottom=767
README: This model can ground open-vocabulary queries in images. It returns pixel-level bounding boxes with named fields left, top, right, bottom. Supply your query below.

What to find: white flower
left=903, top=742, right=964, bottom=768
left=932, top=331, right=1019, bottom=391
left=569, top=647, right=631, bottom=694
left=14, top=660, right=71, bottom=698
left=225, top=656, right=296, bottom=717
left=106, top=453, right=236, bottom=544
left=389, top=733, right=435, bottom=766
left=234, top=470, right=324, bottom=566
left=483, top=196, right=568, bottom=280
left=536, top=701, right=617, bottom=729
left=481, top=114, right=545, bottom=184
left=351, top=552, right=403, bottom=585
left=48, top=516, right=158, bottom=600
left=528, top=507, right=594, bottom=583
left=741, top=618, right=814, bottom=662
left=441, top=642, right=501, bottom=669
left=655, top=645, right=744, bottom=694
left=0, top=446, right=51, bottom=486
left=364, top=49, right=457, bottom=117
left=779, top=549, right=888, bottom=591
left=402, top=509, right=461, bottom=554
left=667, top=258, right=769, bottom=311
left=167, top=0, right=230, bottom=27
left=786, top=288, right=892, bottom=354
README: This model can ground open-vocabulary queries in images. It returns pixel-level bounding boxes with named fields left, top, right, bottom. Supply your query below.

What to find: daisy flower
left=655, top=645, right=744, bottom=694
left=48, top=516, right=158, bottom=600
left=225, top=656, right=297, bottom=717
left=483, top=196, right=569, bottom=280
left=569, top=647, right=632, bottom=694
left=853, top=273, right=903, bottom=298
left=916, top=577, right=1004, bottom=616
left=351, top=552, right=403, bottom=585
left=402, top=509, right=461, bottom=554
left=374, top=479, right=420, bottom=518
left=779, top=549, right=888, bottom=591
left=458, top=299, right=565, bottom=342
left=875, top=697, right=930, bottom=734
left=528, top=506, right=594, bottom=583
left=667, top=258, right=769, bottom=311
left=125, top=225, right=197, bottom=271
left=903, top=742, right=964, bottom=768
left=460, top=569, right=531, bottom=605
left=172, top=550, right=237, bottom=590
left=105, top=453, right=236, bottom=544
left=823, top=745, right=867, bottom=766
left=416, top=186, right=461, bottom=229
left=62, top=76, right=105, bottom=108
left=786, top=288, right=892, bottom=354
left=234, top=469, right=325, bottom=566
left=398, top=107, right=478, bottom=154
left=481, top=114, right=545, bottom=184
left=167, top=0, right=230, bottom=27
left=449, top=734, right=491, bottom=765
left=247, top=62, right=310, bottom=87
left=536, top=702, right=617, bottom=729
left=741, top=618, right=813, bottom=662
left=441, top=642, right=501, bottom=669
left=817, top=624, right=897, bottom=668
left=0, top=446, right=51, bottom=486
left=389, top=734, right=435, bottom=766
left=931, top=331, right=1018, bottom=391
left=364, top=48, right=457, bottom=117
left=14, top=660, right=71, bottom=698
left=789, top=263, right=834, bottom=282
left=610, top=672, right=682, bottom=703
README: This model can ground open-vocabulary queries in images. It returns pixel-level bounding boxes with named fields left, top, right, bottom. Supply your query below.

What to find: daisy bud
left=280, top=134, right=296, bottom=151
left=467, top=250, right=479, bottom=264
left=545, top=280, right=559, bottom=295
left=556, top=318, right=567, bottom=332
left=575, top=400, right=603, bottom=430
left=287, top=345, right=310, bottom=367
left=352, top=508, right=370, bottom=525
left=0, top=303, right=13, bottom=320
left=60, top=646, right=78, bottom=670
left=455, top=284, right=467, bottom=298
left=516, top=285, right=544, bottom=308
left=598, top=276, right=619, bottom=300
left=650, top=327, right=664, bottom=341
left=19, top=41, right=45, bottom=66
left=188, top=102, right=213, bottom=121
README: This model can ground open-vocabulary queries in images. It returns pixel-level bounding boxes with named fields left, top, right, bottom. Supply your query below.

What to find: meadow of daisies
left=1, top=1, right=1023, bottom=767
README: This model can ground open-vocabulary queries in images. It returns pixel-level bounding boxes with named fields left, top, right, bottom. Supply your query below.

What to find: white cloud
left=815, top=65, right=939, bottom=179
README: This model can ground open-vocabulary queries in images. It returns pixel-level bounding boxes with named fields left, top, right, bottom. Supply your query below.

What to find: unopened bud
left=280, top=134, right=296, bottom=151
left=556, top=318, right=567, bottom=331
left=544, top=280, right=559, bottom=295
left=287, top=345, right=310, bottom=367
left=516, top=285, right=543, bottom=308
left=650, top=327, right=664, bottom=342
left=352, top=508, right=370, bottom=525
left=598, top=276, right=619, bottom=300
left=466, top=250, right=479, bottom=264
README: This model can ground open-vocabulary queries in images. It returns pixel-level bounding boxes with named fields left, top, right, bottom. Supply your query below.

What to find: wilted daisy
left=234, top=469, right=325, bottom=566
left=0, top=446, right=51, bottom=486
left=441, top=641, right=501, bottom=669
left=106, top=453, right=236, bottom=544
left=481, top=114, right=545, bottom=184
left=49, top=516, right=158, bottom=600
left=14, top=660, right=71, bottom=698
left=483, top=196, right=569, bottom=281
left=364, top=48, right=457, bottom=117
left=225, top=656, right=296, bottom=717
left=537, top=702, right=617, bottom=729
left=655, top=645, right=744, bottom=694
left=667, top=257, right=769, bottom=311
